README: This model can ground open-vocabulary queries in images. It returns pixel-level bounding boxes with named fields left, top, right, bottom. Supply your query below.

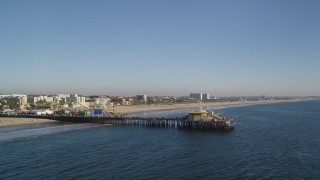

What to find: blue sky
left=0, top=0, right=319, bottom=96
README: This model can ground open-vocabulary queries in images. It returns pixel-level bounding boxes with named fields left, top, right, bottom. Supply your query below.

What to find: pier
left=0, top=114, right=234, bottom=131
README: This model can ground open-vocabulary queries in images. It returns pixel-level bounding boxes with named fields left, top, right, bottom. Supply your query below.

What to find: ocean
left=0, top=100, right=319, bottom=179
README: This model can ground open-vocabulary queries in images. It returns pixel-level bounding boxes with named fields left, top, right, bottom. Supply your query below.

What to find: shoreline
left=116, top=99, right=307, bottom=114
left=0, top=98, right=309, bottom=128
left=0, top=118, right=59, bottom=127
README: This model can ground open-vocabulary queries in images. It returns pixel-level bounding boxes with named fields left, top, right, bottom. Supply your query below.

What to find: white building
left=28, top=109, right=54, bottom=115
left=53, top=94, right=70, bottom=104
left=190, top=93, right=202, bottom=100
left=0, top=94, right=28, bottom=109
left=27, top=95, right=54, bottom=104
left=67, top=94, right=88, bottom=108
left=136, top=94, right=147, bottom=102
left=0, top=95, right=10, bottom=99
left=202, top=93, right=210, bottom=100
left=95, top=97, right=112, bottom=108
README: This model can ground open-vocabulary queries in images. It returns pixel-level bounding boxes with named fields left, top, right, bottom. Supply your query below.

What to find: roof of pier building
left=188, top=110, right=208, bottom=115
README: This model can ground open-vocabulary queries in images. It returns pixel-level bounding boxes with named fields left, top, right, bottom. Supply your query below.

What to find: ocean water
left=0, top=100, right=320, bottom=179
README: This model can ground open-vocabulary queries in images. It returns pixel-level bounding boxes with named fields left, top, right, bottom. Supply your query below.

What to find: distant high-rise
left=202, top=93, right=210, bottom=100
left=190, top=93, right=202, bottom=100
left=136, top=94, right=147, bottom=102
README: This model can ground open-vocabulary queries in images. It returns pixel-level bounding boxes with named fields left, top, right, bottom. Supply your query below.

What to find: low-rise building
left=0, top=94, right=27, bottom=109
left=28, top=109, right=54, bottom=115
left=95, top=97, right=112, bottom=108
left=53, top=94, right=70, bottom=104
left=188, top=110, right=208, bottom=121
left=27, top=95, right=54, bottom=104
left=67, top=94, right=85, bottom=104
left=112, top=97, right=131, bottom=106
left=66, top=94, right=88, bottom=108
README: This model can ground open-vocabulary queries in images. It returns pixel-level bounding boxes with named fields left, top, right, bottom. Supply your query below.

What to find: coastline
left=0, top=99, right=308, bottom=128
left=0, top=118, right=58, bottom=127
left=116, top=99, right=306, bottom=114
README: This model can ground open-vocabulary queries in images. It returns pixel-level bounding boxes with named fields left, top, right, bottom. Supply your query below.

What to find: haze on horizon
left=1, top=0, right=319, bottom=97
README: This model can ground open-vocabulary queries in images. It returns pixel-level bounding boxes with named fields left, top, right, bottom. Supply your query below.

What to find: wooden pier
left=0, top=115, right=234, bottom=131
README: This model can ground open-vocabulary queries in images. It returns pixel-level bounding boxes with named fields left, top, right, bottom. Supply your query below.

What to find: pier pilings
left=0, top=115, right=234, bottom=131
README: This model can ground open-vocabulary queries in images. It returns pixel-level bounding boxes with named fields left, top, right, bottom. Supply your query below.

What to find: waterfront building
left=53, top=94, right=70, bottom=104
left=136, top=94, right=147, bottom=103
left=27, top=95, right=54, bottom=104
left=0, top=95, right=10, bottom=99
left=28, top=109, right=54, bottom=115
left=66, top=94, right=88, bottom=107
left=190, top=93, right=202, bottom=100
left=67, top=94, right=85, bottom=104
left=95, top=97, right=112, bottom=108
left=0, top=94, right=28, bottom=109
left=202, top=93, right=210, bottom=100
left=112, top=97, right=131, bottom=106
left=188, top=110, right=208, bottom=121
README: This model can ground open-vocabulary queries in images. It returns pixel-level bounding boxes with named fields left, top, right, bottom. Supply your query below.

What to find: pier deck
left=0, top=115, right=234, bottom=131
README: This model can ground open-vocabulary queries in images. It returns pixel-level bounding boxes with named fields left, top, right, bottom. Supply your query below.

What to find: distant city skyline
left=1, top=0, right=319, bottom=96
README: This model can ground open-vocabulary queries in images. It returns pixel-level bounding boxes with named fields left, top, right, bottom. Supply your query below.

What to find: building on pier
left=188, top=110, right=209, bottom=121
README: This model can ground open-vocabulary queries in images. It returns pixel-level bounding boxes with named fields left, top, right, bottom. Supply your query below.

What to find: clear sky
left=0, top=0, right=319, bottom=96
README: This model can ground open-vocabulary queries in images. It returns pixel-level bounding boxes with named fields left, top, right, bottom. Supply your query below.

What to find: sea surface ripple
left=0, top=100, right=320, bottom=179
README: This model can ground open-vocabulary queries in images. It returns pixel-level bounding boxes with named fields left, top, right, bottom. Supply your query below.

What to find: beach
left=0, top=118, right=58, bottom=127
left=115, top=99, right=303, bottom=114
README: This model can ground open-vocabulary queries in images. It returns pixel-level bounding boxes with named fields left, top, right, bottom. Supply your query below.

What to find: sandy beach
left=116, top=99, right=304, bottom=114
left=0, top=118, right=58, bottom=127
